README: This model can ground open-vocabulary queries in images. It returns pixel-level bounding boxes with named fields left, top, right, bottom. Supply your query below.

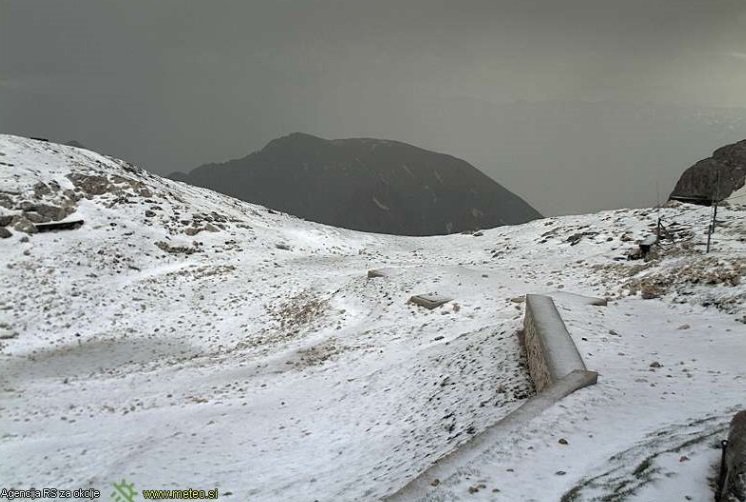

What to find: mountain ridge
left=169, top=132, right=541, bottom=236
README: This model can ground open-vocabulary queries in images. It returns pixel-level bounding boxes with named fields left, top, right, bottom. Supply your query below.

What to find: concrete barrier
left=719, top=410, right=746, bottom=502
left=523, top=294, right=593, bottom=391
left=545, top=290, right=608, bottom=307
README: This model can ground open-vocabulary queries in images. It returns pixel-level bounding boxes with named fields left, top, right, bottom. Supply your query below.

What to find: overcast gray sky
left=2, top=0, right=746, bottom=215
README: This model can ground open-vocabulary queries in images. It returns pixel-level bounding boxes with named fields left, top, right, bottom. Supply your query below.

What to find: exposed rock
left=110, top=175, right=152, bottom=197
left=0, top=214, right=13, bottom=226
left=23, top=211, right=51, bottom=224
left=184, top=223, right=219, bottom=236
left=31, top=181, right=62, bottom=198
left=155, top=241, right=197, bottom=255
left=17, top=200, right=35, bottom=211
left=12, top=215, right=37, bottom=234
left=719, top=410, right=746, bottom=501
left=63, top=189, right=81, bottom=202
left=567, top=231, right=599, bottom=246
left=0, top=328, right=18, bottom=339
left=35, top=203, right=69, bottom=221
left=0, top=227, right=11, bottom=238
left=0, top=194, right=13, bottom=209
left=67, top=173, right=111, bottom=196
left=640, top=286, right=661, bottom=299
left=409, top=294, right=452, bottom=310
left=669, top=138, right=746, bottom=203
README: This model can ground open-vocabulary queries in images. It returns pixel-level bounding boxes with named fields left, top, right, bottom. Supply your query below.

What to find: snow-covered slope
left=0, top=135, right=744, bottom=501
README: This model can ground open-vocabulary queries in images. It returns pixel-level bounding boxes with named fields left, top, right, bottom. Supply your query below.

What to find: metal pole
left=707, top=170, right=721, bottom=254
left=713, top=170, right=721, bottom=235
left=716, top=439, right=729, bottom=502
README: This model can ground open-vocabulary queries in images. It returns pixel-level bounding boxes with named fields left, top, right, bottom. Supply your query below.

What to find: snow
left=0, top=135, right=744, bottom=501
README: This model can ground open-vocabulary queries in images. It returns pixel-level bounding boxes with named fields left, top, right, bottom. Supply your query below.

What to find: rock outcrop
left=669, top=139, right=746, bottom=204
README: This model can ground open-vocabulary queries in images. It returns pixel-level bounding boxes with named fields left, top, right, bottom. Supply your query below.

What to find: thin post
left=707, top=200, right=714, bottom=254
left=657, top=216, right=661, bottom=243
left=716, top=439, right=729, bottom=502
left=707, top=170, right=721, bottom=254
left=713, top=170, right=721, bottom=235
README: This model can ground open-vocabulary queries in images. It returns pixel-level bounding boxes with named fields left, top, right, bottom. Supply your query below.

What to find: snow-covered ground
left=0, top=135, right=743, bottom=501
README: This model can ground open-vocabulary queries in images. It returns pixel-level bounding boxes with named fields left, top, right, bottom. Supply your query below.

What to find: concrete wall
left=523, top=294, right=592, bottom=392
left=385, top=294, right=598, bottom=501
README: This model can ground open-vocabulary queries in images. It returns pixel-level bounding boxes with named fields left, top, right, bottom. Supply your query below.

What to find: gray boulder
left=12, top=215, right=37, bottom=234
left=669, top=139, right=746, bottom=204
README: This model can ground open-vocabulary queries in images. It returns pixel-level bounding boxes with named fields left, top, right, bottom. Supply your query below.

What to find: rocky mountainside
left=168, top=133, right=541, bottom=236
left=64, top=140, right=87, bottom=149
left=669, top=138, right=746, bottom=204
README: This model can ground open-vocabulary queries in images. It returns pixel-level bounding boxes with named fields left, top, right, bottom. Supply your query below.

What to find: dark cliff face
left=168, top=133, right=541, bottom=236
left=669, top=139, right=746, bottom=204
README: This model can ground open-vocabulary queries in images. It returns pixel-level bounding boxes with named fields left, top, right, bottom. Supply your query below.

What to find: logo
left=111, top=479, right=137, bottom=502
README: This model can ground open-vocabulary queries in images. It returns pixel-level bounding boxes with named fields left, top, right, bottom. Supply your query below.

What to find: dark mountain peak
left=263, top=132, right=327, bottom=151
left=670, top=138, right=746, bottom=204
left=64, top=140, right=86, bottom=149
left=167, top=171, right=191, bottom=182
left=171, top=134, right=541, bottom=236
left=712, top=138, right=746, bottom=164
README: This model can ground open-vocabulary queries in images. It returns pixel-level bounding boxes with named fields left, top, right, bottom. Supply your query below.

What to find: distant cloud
left=729, top=52, right=746, bottom=60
